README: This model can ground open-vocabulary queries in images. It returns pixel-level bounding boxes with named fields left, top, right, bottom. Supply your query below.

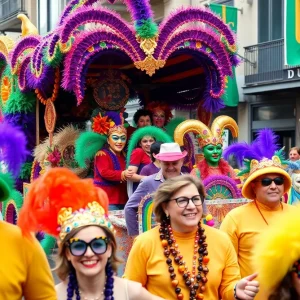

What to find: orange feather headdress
left=18, top=168, right=112, bottom=241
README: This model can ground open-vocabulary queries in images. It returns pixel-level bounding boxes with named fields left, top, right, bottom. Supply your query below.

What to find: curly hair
left=133, top=109, right=152, bottom=125
left=146, top=102, right=173, bottom=126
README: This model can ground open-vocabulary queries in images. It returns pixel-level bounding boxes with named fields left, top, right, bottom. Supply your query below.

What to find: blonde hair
left=153, top=175, right=205, bottom=223
left=54, top=225, right=120, bottom=281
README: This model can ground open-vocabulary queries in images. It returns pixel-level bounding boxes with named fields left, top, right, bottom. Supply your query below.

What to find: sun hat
left=155, top=142, right=187, bottom=162
left=223, top=129, right=291, bottom=199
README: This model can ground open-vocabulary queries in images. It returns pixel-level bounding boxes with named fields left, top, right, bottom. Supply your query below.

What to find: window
left=38, top=0, right=70, bottom=35
left=258, top=0, right=283, bottom=43
left=211, top=0, right=234, bottom=5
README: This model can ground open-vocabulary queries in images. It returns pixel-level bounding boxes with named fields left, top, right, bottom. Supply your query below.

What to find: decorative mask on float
left=174, top=116, right=239, bottom=167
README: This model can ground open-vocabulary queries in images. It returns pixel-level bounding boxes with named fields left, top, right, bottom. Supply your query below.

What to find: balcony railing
left=244, top=39, right=285, bottom=85
left=0, top=0, right=25, bottom=30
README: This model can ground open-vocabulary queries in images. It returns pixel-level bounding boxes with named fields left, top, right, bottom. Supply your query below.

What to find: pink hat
left=155, top=143, right=187, bottom=162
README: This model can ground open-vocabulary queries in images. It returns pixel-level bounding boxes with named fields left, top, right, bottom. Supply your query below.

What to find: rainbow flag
left=285, top=0, right=300, bottom=66
left=209, top=3, right=239, bottom=107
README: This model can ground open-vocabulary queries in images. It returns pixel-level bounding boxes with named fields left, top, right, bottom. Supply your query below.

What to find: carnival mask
left=107, top=133, right=127, bottom=153
left=203, top=144, right=223, bottom=167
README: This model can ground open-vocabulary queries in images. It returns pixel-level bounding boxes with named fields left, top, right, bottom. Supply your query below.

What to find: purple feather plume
left=4, top=113, right=36, bottom=150
left=223, top=129, right=280, bottom=165
left=158, top=7, right=236, bottom=55
left=0, top=122, right=28, bottom=177
left=106, top=111, right=122, bottom=125
left=9, top=36, right=41, bottom=71
left=157, top=28, right=232, bottom=76
left=60, top=6, right=136, bottom=45
left=18, top=56, right=31, bottom=92
left=124, top=0, right=154, bottom=23
left=62, top=30, right=140, bottom=92
left=58, top=0, right=99, bottom=26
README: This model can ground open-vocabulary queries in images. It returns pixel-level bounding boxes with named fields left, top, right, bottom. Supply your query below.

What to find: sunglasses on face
left=254, top=177, right=284, bottom=187
left=169, top=195, right=203, bottom=208
left=67, top=236, right=109, bottom=256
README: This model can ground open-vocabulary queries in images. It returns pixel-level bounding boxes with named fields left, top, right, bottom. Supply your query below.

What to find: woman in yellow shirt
left=124, top=175, right=259, bottom=300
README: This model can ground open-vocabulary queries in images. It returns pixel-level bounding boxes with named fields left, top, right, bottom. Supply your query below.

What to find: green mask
left=203, top=144, right=223, bottom=167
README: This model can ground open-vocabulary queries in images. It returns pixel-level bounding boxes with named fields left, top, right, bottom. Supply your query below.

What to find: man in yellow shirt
left=221, top=129, right=295, bottom=299
left=0, top=121, right=56, bottom=300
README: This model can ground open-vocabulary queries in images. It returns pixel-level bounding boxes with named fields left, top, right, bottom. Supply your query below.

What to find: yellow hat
left=242, top=156, right=292, bottom=199
left=254, top=205, right=300, bottom=292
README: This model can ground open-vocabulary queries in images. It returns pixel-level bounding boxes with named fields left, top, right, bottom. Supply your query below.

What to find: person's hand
left=292, top=272, right=300, bottom=296
left=235, top=273, right=259, bottom=300
left=124, top=169, right=134, bottom=178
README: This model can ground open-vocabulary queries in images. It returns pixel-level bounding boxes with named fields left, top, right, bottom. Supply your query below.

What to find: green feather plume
left=19, top=162, right=33, bottom=180
left=126, top=126, right=173, bottom=166
left=135, top=19, right=158, bottom=38
left=4, top=86, right=35, bottom=114
left=75, top=132, right=107, bottom=168
left=0, top=172, right=14, bottom=202
left=165, top=117, right=186, bottom=138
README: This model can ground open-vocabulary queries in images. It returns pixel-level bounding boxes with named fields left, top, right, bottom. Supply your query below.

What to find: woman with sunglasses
left=124, top=175, right=259, bottom=300
left=18, top=168, right=164, bottom=300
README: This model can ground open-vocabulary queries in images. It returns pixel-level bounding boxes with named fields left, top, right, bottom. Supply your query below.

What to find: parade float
left=0, top=0, right=248, bottom=272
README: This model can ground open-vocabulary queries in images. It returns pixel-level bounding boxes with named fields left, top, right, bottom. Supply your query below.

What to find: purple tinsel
left=0, top=121, right=28, bottom=177
left=124, top=0, right=154, bottom=23
left=223, top=129, right=280, bottom=165
left=62, top=31, right=141, bottom=92
left=9, top=36, right=41, bottom=71
left=60, top=6, right=136, bottom=46
left=158, top=7, right=236, bottom=56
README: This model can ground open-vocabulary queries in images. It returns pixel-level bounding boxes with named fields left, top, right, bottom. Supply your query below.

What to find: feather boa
left=0, top=122, right=28, bottom=177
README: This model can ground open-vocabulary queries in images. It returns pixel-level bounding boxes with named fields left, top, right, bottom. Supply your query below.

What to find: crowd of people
left=1, top=109, right=300, bottom=299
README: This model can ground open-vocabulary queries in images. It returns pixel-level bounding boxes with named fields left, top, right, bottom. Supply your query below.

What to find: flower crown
left=92, top=112, right=126, bottom=136
left=58, top=201, right=113, bottom=241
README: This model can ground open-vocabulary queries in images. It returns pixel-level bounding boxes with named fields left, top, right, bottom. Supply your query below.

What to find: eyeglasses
left=67, top=236, right=109, bottom=256
left=254, top=177, right=284, bottom=187
left=169, top=195, right=203, bottom=208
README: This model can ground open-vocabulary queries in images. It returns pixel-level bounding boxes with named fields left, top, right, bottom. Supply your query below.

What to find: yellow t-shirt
left=0, top=221, right=57, bottom=300
left=124, top=225, right=240, bottom=300
left=220, top=201, right=295, bottom=299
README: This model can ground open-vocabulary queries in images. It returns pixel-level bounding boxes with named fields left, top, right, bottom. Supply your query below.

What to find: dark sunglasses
left=67, top=236, right=109, bottom=256
left=169, top=195, right=203, bottom=208
left=254, top=177, right=284, bottom=187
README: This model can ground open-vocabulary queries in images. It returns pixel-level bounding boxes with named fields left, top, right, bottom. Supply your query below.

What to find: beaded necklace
left=159, top=220, right=209, bottom=300
left=67, top=262, right=114, bottom=300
